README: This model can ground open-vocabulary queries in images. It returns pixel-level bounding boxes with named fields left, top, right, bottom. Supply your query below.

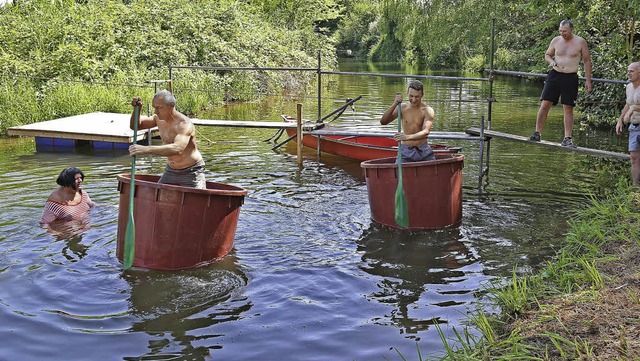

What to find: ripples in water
left=0, top=65, right=617, bottom=360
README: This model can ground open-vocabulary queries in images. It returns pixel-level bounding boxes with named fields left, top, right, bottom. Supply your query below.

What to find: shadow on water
left=122, top=256, right=251, bottom=360
left=357, top=224, right=477, bottom=336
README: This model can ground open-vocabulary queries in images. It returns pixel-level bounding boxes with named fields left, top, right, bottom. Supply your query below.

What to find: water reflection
left=43, top=217, right=92, bottom=241
left=123, top=256, right=251, bottom=360
left=357, top=224, right=476, bottom=335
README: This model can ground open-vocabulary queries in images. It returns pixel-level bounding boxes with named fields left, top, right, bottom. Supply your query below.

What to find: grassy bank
left=424, top=178, right=640, bottom=360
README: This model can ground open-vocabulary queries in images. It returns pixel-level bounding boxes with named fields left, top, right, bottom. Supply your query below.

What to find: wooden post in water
left=317, top=50, right=322, bottom=123
left=478, top=115, right=486, bottom=190
left=297, top=103, right=303, bottom=167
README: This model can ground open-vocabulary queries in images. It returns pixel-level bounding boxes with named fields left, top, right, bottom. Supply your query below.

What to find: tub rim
left=117, top=173, right=248, bottom=197
left=360, top=154, right=465, bottom=169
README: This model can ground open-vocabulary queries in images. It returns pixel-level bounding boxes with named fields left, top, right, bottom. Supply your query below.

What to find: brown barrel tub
left=361, top=154, right=464, bottom=230
left=116, top=174, right=247, bottom=270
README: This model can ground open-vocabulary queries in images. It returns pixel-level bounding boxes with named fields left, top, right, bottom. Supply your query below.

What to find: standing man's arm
left=380, top=93, right=402, bottom=125
left=544, top=41, right=557, bottom=69
left=581, top=39, right=592, bottom=92
left=617, top=103, right=630, bottom=135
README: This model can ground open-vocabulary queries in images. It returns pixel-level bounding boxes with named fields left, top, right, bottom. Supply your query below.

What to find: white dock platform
left=7, top=112, right=156, bottom=144
left=7, top=112, right=313, bottom=150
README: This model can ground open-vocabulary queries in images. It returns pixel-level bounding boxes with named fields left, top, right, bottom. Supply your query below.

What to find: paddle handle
left=396, top=102, right=402, bottom=161
left=130, top=103, right=139, bottom=182
left=129, top=104, right=139, bottom=207
left=396, top=94, right=402, bottom=133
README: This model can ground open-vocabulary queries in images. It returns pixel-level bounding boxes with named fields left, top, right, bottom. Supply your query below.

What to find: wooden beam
left=466, top=127, right=630, bottom=160
left=191, top=118, right=303, bottom=129
left=307, top=128, right=482, bottom=141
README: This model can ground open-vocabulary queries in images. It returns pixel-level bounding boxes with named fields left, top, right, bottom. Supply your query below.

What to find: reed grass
left=391, top=179, right=640, bottom=360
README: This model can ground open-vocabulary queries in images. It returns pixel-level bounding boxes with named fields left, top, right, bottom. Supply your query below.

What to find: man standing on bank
left=129, top=90, right=207, bottom=189
left=615, top=62, right=640, bottom=185
left=529, top=19, right=592, bottom=147
left=380, top=80, right=436, bottom=162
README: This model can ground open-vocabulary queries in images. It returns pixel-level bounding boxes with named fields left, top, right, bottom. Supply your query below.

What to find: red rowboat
left=282, top=115, right=461, bottom=161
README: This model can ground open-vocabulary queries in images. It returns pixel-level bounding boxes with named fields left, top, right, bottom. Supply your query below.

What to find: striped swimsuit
left=40, top=192, right=95, bottom=224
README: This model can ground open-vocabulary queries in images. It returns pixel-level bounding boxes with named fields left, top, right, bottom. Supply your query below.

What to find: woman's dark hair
left=56, top=167, right=84, bottom=189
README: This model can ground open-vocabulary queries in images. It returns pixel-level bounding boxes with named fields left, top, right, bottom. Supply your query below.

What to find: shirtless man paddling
left=380, top=80, right=436, bottom=162
left=529, top=20, right=592, bottom=147
left=129, top=90, right=206, bottom=189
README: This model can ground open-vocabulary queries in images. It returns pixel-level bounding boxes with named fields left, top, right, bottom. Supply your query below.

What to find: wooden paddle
left=394, top=101, right=409, bottom=228
left=123, top=104, right=139, bottom=269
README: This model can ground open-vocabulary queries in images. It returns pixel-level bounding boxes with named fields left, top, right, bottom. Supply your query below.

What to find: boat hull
left=284, top=128, right=459, bottom=161
left=116, top=174, right=247, bottom=270
left=361, top=154, right=464, bottom=230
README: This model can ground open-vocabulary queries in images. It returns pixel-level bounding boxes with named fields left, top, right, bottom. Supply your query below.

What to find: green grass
left=392, top=179, right=640, bottom=360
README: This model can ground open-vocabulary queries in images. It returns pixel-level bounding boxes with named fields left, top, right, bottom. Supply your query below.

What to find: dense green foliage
left=0, top=0, right=338, bottom=134
left=334, top=0, right=640, bottom=125
left=2, top=0, right=640, bottom=134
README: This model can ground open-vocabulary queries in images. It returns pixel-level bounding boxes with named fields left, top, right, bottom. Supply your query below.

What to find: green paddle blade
left=394, top=178, right=409, bottom=228
left=123, top=210, right=135, bottom=269
left=394, top=101, right=409, bottom=228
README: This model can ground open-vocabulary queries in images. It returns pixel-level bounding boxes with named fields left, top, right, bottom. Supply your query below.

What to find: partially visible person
left=40, top=167, right=96, bottom=225
left=380, top=80, right=436, bottom=162
left=615, top=62, right=640, bottom=185
left=129, top=90, right=206, bottom=189
left=529, top=19, right=592, bottom=147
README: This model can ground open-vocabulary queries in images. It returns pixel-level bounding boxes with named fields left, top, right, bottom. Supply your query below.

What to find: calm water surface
left=0, top=61, right=629, bottom=360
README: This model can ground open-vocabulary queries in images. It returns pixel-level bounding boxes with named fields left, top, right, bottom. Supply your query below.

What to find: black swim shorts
left=540, top=69, right=579, bottom=107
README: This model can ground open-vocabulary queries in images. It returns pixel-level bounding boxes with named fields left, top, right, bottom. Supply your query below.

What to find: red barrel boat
left=361, top=154, right=464, bottom=230
left=116, top=174, right=247, bottom=270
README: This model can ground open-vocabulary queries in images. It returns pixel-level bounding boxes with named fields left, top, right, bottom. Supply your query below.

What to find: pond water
left=0, top=60, right=630, bottom=360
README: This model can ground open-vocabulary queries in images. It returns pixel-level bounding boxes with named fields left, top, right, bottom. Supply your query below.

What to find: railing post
left=297, top=103, right=303, bottom=167
left=317, top=50, right=322, bottom=123
left=478, top=116, right=486, bottom=191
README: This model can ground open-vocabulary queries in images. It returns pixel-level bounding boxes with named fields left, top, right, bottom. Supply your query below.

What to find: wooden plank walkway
left=307, top=127, right=481, bottom=140
left=192, top=118, right=303, bottom=129
left=7, top=110, right=478, bottom=147
left=466, top=127, right=630, bottom=160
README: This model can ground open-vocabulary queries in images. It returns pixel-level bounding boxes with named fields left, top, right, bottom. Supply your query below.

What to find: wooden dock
left=7, top=112, right=321, bottom=149
left=7, top=112, right=157, bottom=146
left=466, top=127, right=630, bottom=160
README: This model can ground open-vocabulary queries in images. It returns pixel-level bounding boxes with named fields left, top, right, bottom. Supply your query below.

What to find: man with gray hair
left=529, top=19, right=592, bottom=147
left=616, top=62, right=640, bottom=185
left=129, top=90, right=206, bottom=189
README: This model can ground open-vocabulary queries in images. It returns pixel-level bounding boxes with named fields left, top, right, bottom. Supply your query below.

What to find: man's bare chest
left=158, top=124, right=178, bottom=143
left=555, top=41, right=582, bottom=58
